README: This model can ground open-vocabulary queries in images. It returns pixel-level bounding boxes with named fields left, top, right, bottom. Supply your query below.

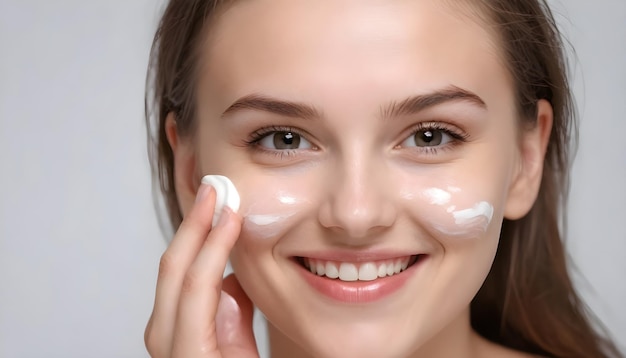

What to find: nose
left=318, top=154, right=397, bottom=241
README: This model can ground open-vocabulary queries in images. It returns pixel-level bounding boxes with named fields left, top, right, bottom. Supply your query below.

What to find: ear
left=165, top=113, right=201, bottom=217
left=504, top=100, right=553, bottom=220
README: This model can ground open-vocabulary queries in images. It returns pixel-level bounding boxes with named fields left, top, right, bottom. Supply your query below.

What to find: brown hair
left=145, top=1, right=623, bottom=357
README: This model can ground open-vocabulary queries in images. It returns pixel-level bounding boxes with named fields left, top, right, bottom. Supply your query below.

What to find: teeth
left=377, top=264, right=387, bottom=278
left=302, top=256, right=415, bottom=282
left=315, top=261, right=325, bottom=276
left=358, top=262, right=378, bottom=281
left=325, top=261, right=340, bottom=279
left=386, top=261, right=394, bottom=276
left=401, top=259, right=409, bottom=271
left=339, top=263, right=359, bottom=281
left=394, top=261, right=402, bottom=274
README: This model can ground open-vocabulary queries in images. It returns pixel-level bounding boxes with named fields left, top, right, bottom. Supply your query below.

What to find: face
left=174, top=0, right=546, bottom=356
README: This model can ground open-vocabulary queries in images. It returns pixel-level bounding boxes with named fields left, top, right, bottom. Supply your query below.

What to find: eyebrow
left=221, top=85, right=486, bottom=120
left=380, top=86, right=487, bottom=119
left=221, top=94, right=322, bottom=120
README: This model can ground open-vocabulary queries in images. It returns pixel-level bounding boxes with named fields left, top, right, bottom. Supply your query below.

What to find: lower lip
left=296, top=256, right=426, bottom=304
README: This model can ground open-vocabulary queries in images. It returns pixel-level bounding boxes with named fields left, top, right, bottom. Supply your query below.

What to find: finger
left=171, top=207, right=243, bottom=357
left=221, top=274, right=254, bottom=331
left=146, top=184, right=217, bottom=357
left=217, top=274, right=258, bottom=357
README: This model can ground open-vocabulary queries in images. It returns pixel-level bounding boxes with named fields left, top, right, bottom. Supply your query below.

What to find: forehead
left=200, top=0, right=512, bottom=114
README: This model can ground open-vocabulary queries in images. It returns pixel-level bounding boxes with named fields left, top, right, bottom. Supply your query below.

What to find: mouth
left=297, top=255, right=421, bottom=282
left=294, top=254, right=425, bottom=303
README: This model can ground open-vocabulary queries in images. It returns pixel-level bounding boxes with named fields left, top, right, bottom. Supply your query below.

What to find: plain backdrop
left=0, top=0, right=624, bottom=357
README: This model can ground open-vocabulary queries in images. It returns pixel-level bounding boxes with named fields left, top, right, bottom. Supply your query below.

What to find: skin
left=145, top=0, right=553, bottom=357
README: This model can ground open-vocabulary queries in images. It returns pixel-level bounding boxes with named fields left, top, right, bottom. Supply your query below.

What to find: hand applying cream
left=201, top=175, right=241, bottom=227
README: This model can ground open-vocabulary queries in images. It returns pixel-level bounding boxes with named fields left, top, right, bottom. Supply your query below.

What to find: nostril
left=319, top=205, right=396, bottom=240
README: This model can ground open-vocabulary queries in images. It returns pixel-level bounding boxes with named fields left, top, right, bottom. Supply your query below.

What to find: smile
left=295, top=254, right=425, bottom=303
left=299, top=256, right=419, bottom=282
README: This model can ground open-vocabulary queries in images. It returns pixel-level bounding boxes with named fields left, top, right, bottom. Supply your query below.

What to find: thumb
left=216, top=273, right=258, bottom=357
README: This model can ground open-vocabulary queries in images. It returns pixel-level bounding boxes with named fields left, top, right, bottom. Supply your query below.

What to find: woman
left=144, top=0, right=623, bottom=357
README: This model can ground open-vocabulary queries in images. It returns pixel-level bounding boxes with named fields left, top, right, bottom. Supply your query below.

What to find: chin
left=279, top=319, right=425, bottom=358
left=259, top=290, right=453, bottom=358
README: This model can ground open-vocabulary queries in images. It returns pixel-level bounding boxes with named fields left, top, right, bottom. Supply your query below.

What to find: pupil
left=415, top=130, right=442, bottom=146
left=273, top=131, right=301, bottom=149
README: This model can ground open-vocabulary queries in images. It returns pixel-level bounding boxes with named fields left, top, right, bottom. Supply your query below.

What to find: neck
left=268, top=308, right=486, bottom=358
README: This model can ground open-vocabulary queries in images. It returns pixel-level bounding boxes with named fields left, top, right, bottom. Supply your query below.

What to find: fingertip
left=230, top=208, right=244, bottom=226
left=222, top=273, right=241, bottom=293
left=195, top=183, right=215, bottom=204
left=185, top=184, right=216, bottom=226
left=222, top=274, right=253, bottom=322
left=216, top=206, right=243, bottom=230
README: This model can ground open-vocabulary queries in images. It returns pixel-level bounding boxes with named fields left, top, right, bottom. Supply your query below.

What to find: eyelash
left=244, top=125, right=308, bottom=158
left=402, top=121, right=469, bottom=155
left=243, top=122, right=469, bottom=157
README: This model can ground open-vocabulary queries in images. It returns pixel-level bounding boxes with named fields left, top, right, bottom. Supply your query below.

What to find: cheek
left=241, top=190, right=308, bottom=241
left=396, top=170, right=506, bottom=245
left=228, top=175, right=322, bottom=303
left=421, top=188, right=495, bottom=239
left=233, top=176, right=318, bottom=245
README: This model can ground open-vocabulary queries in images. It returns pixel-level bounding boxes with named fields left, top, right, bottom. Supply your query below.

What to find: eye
left=401, top=128, right=453, bottom=148
left=258, top=131, right=313, bottom=150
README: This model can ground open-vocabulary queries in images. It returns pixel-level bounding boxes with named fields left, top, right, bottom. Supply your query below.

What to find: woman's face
left=179, top=0, right=542, bottom=356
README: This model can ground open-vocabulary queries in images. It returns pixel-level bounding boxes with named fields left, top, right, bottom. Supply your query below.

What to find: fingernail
left=195, top=183, right=212, bottom=204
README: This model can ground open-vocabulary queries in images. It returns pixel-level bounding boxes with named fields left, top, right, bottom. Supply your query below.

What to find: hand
left=145, top=184, right=259, bottom=358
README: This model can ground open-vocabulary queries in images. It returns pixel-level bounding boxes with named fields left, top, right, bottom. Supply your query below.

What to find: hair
left=145, top=0, right=623, bottom=357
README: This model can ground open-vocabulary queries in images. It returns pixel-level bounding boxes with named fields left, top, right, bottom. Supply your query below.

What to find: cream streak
left=278, top=194, right=297, bottom=205
left=419, top=185, right=494, bottom=236
left=240, top=188, right=308, bottom=240
left=452, top=201, right=494, bottom=227
left=422, top=188, right=451, bottom=205
left=246, top=213, right=294, bottom=226
left=243, top=214, right=292, bottom=240
left=428, top=201, right=494, bottom=237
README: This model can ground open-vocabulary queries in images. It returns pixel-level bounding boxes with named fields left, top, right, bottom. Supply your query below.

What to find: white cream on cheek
left=420, top=186, right=494, bottom=238
left=452, top=201, right=494, bottom=229
left=246, top=214, right=294, bottom=226
left=278, top=194, right=298, bottom=205
left=422, top=188, right=452, bottom=205
left=241, top=190, right=305, bottom=240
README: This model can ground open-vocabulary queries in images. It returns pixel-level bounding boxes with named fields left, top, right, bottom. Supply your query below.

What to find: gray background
left=0, top=0, right=624, bottom=357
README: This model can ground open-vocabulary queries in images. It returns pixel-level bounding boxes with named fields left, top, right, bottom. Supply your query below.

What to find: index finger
left=146, top=184, right=217, bottom=354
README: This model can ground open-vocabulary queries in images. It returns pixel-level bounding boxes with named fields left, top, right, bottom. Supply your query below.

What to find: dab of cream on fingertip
left=201, top=175, right=241, bottom=227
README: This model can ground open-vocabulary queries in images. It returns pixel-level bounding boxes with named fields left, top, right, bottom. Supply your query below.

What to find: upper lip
left=291, top=250, right=425, bottom=262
